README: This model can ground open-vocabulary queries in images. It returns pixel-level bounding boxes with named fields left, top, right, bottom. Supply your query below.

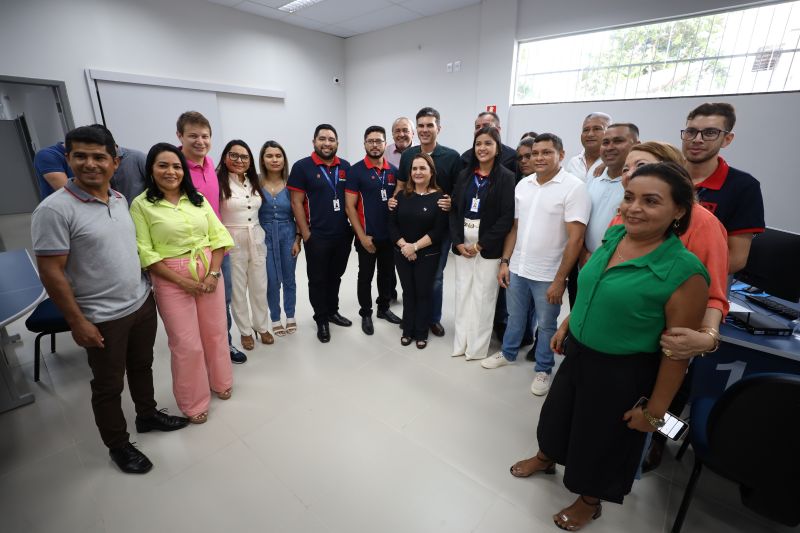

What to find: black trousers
left=394, top=250, right=439, bottom=340
left=355, top=238, right=395, bottom=317
left=305, top=232, right=353, bottom=324
left=566, top=263, right=579, bottom=310
left=537, top=333, right=660, bottom=504
left=85, top=293, right=158, bottom=449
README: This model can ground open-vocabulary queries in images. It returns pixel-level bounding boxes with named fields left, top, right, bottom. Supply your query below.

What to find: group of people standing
left=30, top=100, right=766, bottom=533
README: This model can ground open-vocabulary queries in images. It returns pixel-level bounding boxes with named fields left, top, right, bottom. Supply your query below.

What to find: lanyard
left=473, top=174, right=488, bottom=198
left=373, top=168, right=387, bottom=188
left=319, top=165, right=340, bottom=198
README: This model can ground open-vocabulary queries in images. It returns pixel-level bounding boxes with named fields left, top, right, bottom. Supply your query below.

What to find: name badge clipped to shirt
left=333, top=198, right=341, bottom=211
left=380, top=189, right=388, bottom=202
left=470, top=197, right=480, bottom=213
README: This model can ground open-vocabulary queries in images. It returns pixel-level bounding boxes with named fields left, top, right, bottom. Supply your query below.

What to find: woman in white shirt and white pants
left=216, top=140, right=272, bottom=350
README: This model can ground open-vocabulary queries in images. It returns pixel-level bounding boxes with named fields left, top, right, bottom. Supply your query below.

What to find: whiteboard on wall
left=95, top=80, right=222, bottom=162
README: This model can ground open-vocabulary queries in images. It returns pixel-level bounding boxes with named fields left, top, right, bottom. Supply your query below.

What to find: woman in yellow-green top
left=130, top=143, right=234, bottom=425
left=509, top=162, right=709, bottom=531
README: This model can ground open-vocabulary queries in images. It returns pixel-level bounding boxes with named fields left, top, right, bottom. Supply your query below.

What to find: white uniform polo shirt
left=510, top=168, right=591, bottom=282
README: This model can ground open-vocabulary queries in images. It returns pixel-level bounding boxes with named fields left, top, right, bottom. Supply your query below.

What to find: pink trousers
left=151, top=250, right=233, bottom=417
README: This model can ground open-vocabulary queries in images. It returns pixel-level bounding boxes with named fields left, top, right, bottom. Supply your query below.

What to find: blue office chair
left=24, top=298, right=70, bottom=382
left=671, top=373, right=800, bottom=532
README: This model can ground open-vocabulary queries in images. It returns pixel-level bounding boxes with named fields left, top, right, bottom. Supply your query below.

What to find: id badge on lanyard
left=470, top=197, right=480, bottom=212
left=471, top=174, right=486, bottom=213
left=381, top=189, right=388, bottom=202
left=320, top=165, right=340, bottom=211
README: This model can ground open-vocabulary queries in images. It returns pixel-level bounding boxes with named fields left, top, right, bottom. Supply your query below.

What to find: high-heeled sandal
left=509, top=453, right=556, bottom=478
left=553, top=496, right=602, bottom=531
left=188, top=412, right=208, bottom=424
left=217, top=388, right=232, bottom=400
left=241, top=335, right=255, bottom=350
left=286, top=319, right=297, bottom=334
left=416, top=340, right=427, bottom=349
left=400, top=336, right=413, bottom=346
left=273, top=322, right=287, bottom=337
left=260, top=331, right=274, bottom=345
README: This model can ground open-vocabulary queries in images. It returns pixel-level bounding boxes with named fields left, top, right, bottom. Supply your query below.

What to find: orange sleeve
left=683, top=205, right=730, bottom=317
left=608, top=214, right=623, bottom=228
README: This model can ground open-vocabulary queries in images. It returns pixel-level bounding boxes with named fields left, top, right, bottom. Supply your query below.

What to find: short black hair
left=629, top=162, right=695, bottom=236
left=687, top=102, right=736, bottom=131
left=314, top=123, right=338, bottom=140
left=519, top=131, right=538, bottom=141
left=364, top=125, right=386, bottom=140
left=518, top=137, right=536, bottom=149
left=608, top=122, right=640, bottom=140
left=416, top=107, right=441, bottom=125
left=65, top=125, right=117, bottom=157
left=533, top=132, right=564, bottom=152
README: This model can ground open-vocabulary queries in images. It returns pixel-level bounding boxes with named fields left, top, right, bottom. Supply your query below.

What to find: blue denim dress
left=258, top=187, right=297, bottom=322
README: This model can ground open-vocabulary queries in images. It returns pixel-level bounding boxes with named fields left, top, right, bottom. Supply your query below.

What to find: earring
left=673, top=219, right=680, bottom=229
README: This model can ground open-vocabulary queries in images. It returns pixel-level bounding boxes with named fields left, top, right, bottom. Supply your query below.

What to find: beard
left=314, top=145, right=336, bottom=161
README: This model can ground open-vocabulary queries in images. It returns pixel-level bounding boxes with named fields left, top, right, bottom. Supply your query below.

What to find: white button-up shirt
left=510, top=168, right=591, bottom=282
left=565, top=150, right=604, bottom=183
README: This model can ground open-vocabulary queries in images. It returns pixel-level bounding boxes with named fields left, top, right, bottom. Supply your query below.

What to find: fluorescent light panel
left=278, top=0, right=325, bottom=13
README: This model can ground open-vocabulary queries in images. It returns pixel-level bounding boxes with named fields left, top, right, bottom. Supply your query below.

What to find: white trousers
left=453, top=222, right=500, bottom=359
left=226, top=224, right=270, bottom=335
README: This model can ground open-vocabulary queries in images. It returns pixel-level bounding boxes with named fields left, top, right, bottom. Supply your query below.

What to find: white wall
left=0, top=0, right=347, bottom=167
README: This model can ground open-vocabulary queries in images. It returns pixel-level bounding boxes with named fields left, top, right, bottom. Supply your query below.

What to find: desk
left=692, top=293, right=800, bottom=399
left=0, top=249, right=44, bottom=413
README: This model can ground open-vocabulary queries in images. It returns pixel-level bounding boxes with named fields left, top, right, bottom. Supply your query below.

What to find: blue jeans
left=222, top=254, right=234, bottom=347
left=430, top=236, right=451, bottom=323
left=501, top=273, right=560, bottom=373
left=264, top=220, right=297, bottom=322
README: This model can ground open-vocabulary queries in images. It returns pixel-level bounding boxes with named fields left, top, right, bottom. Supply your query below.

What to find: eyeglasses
left=680, top=128, right=730, bottom=141
left=365, top=139, right=385, bottom=146
left=516, top=153, right=533, bottom=161
left=227, top=153, right=250, bottom=162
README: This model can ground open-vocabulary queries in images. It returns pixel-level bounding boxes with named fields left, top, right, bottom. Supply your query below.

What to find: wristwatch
left=642, top=408, right=665, bottom=429
left=207, top=271, right=222, bottom=279
left=500, top=258, right=510, bottom=265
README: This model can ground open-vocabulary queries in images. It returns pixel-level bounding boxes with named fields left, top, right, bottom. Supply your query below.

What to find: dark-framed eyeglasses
left=680, top=127, right=730, bottom=141
left=365, top=139, right=386, bottom=146
left=227, top=153, right=250, bottom=162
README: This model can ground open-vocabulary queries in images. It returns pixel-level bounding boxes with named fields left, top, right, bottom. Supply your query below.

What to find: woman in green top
left=130, top=143, right=234, bottom=425
left=509, top=162, right=709, bottom=531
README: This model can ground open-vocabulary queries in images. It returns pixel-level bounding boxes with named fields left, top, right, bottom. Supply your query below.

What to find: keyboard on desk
left=744, top=294, right=800, bottom=320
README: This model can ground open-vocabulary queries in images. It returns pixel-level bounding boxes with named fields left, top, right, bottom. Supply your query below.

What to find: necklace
left=616, top=236, right=626, bottom=262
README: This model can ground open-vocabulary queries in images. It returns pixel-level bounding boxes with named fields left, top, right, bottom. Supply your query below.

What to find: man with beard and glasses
left=345, top=125, right=403, bottom=335
left=288, top=124, right=353, bottom=343
left=681, top=102, right=764, bottom=273
left=386, top=117, right=415, bottom=168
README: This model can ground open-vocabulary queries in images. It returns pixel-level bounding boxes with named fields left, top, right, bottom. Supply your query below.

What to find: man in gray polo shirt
left=31, top=126, right=188, bottom=475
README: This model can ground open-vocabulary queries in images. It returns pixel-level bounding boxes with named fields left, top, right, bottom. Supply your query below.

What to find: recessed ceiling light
left=278, top=0, right=325, bottom=13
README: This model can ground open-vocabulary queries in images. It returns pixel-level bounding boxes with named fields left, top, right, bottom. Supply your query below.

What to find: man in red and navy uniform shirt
left=345, top=125, right=403, bottom=336
left=682, top=102, right=765, bottom=273
left=288, top=124, right=353, bottom=343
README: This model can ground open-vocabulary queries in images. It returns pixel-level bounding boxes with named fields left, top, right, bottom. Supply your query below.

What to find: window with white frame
left=513, top=1, right=800, bottom=105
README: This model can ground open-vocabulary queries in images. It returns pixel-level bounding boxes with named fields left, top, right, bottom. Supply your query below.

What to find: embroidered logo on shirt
left=699, top=200, right=718, bottom=214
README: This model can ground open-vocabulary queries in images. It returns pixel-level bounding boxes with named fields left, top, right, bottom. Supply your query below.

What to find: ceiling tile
left=398, top=0, right=479, bottom=17
left=292, top=0, right=393, bottom=25
left=236, top=1, right=288, bottom=19
left=281, top=13, right=326, bottom=30
left=245, top=0, right=288, bottom=7
left=206, top=0, right=243, bottom=6
left=337, top=5, right=421, bottom=34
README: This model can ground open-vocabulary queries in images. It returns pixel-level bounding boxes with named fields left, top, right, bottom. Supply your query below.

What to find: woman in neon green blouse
left=130, top=143, right=234, bottom=425
left=509, top=162, right=709, bottom=531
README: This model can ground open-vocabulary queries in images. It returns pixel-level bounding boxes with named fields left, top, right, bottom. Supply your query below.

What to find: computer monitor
left=734, top=227, right=800, bottom=302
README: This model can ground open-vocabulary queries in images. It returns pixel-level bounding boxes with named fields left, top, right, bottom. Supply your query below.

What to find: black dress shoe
left=109, top=442, right=153, bottom=474
left=136, top=408, right=190, bottom=433
left=328, top=312, right=352, bottom=327
left=429, top=322, right=445, bottom=337
left=230, top=346, right=247, bottom=364
left=361, top=316, right=374, bottom=335
left=317, top=323, right=331, bottom=343
left=376, top=309, right=402, bottom=324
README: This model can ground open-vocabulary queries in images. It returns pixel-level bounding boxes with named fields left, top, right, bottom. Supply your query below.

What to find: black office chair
left=24, top=298, right=70, bottom=382
left=671, top=373, right=800, bottom=532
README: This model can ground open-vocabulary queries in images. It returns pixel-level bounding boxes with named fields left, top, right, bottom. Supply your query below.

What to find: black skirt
left=536, top=333, right=661, bottom=504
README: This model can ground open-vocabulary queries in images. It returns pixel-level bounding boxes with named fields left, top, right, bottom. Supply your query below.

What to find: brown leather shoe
left=260, top=331, right=274, bottom=345
left=429, top=322, right=445, bottom=337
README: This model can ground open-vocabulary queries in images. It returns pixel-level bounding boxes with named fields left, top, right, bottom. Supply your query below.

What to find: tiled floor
left=0, top=220, right=793, bottom=532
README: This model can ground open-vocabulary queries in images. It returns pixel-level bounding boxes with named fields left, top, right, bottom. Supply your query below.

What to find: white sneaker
left=481, top=352, right=512, bottom=369
left=451, top=352, right=466, bottom=358
left=531, top=372, right=551, bottom=396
